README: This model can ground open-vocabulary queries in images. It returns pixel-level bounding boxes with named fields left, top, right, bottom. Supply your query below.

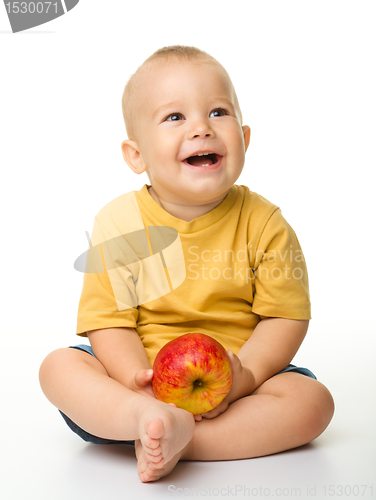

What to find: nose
left=188, top=117, right=215, bottom=139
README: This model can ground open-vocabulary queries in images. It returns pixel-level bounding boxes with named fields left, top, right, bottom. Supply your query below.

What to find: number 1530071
left=5, top=2, right=59, bottom=14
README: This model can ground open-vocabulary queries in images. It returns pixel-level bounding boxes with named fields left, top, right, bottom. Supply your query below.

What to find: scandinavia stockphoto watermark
left=187, top=245, right=306, bottom=283
left=73, top=218, right=307, bottom=311
left=3, top=0, right=79, bottom=32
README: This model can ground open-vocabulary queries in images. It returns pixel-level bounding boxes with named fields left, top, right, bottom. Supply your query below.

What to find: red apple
left=152, top=332, right=233, bottom=415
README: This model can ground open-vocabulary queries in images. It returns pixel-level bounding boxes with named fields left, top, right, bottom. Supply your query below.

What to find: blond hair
left=121, top=45, right=241, bottom=140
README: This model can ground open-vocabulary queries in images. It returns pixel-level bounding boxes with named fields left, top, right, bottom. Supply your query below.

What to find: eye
left=209, top=108, right=228, bottom=118
left=165, top=112, right=184, bottom=121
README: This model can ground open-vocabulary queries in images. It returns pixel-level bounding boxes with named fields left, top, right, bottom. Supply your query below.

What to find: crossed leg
left=137, top=372, right=334, bottom=480
left=39, top=347, right=195, bottom=483
left=40, top=349, right=334, bottom=483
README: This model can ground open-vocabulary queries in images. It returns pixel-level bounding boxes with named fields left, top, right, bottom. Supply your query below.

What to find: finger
left=227, top=349, right=236, bottom=365
left=201, top=400, right=227, bottom=419
left=227, top=349, right=239, bottom=362
left=201, top=409, right=214, bottom=418
left=227, top=350, right=241, bottom=369
left=202, top=410, right=218, bottom=419
left=134, top=369, right=153, bottom=388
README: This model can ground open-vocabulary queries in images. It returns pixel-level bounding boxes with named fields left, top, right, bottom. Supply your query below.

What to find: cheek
left=141, top=133, right=168, bottom=162
left=221, top=123, right=246, bottom=152
left=153, top=131, right=180, bottom=157
left=229, top=131, right=247, bottom=159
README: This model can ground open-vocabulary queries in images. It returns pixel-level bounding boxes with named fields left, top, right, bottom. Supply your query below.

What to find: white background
left=1, top=1, right=375, bottom=499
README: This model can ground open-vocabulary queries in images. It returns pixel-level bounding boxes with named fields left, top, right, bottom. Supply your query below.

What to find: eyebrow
left=212, top=97, right=235, bottom=109
left=152, top=101, right=182, bottom=119
left=152, top=97, right=236, bottom=119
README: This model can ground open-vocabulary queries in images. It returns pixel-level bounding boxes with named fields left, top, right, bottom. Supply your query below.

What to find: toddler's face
left=126, top=58, right=250, bottom=205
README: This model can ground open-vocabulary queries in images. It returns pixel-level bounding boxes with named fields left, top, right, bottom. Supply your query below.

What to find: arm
left=88, top=328, right=203, bottom=421
left=87, top=327, right=152, bottom=390
left=236, top=316, right=309, bottom=396
left=200, top=210, right=311, bottom=418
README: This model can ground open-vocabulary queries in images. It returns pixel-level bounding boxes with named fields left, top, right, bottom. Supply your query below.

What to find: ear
left=242, top=125, right=251, bottom=152
left=121, top=139, right=147, bottom=174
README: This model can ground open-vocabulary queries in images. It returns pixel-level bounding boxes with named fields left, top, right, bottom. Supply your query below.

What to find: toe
left=139, top=462, right=163, bottom=483
left=143, top=444, right=162, bottom=456
left=141, top=433, right=160, bottom=450
left=147, top=455, right=164, bottom=466
left=146, top=418, right=165, bottom=440
left=143, top=447, right=164, bottom=467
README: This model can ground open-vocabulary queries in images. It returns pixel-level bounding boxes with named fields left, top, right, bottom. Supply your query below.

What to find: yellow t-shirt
left=76, top=184, right=311, bottom=366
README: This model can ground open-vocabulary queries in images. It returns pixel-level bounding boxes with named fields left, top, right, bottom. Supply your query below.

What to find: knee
left=39, top=348, right=72, bottom=398
left=317, top=382, right=335, bottom=430
left=299, top=381, right=335, bottom=444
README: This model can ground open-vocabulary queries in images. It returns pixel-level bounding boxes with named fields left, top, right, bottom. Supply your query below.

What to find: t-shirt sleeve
left=251, top=208, right=311, bottom=320
left=76, top=217, right=139, bottom=337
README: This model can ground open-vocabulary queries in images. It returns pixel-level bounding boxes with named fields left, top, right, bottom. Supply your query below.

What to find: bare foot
left=136, top=402, right=195, bottom=482
left=135, top=439, right=187, bottom=482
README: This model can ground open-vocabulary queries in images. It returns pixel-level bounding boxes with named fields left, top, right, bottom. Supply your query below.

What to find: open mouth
left=185, top=153, right=221, bottom=167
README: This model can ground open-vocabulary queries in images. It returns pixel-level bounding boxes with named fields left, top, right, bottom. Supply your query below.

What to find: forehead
left=136, top=58, right=236, bottom=115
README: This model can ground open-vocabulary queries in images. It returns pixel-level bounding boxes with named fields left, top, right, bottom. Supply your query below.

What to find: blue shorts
left=59, top=344, right=317, bottom=446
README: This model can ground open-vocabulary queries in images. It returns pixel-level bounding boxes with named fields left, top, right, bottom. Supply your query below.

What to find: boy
left=39, top=45, right=334, bottom=483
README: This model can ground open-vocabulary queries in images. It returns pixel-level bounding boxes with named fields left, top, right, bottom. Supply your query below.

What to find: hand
left=130, top=369, right=202, bottom=421
left=130, top=370, right=179, bottom=409
left=196, top=350, right=255, bottom=420
left=130, top=368, right=156, bottom=399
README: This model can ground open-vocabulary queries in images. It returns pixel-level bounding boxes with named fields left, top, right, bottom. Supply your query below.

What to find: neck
left=147, top=186, right=227, bottom=222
